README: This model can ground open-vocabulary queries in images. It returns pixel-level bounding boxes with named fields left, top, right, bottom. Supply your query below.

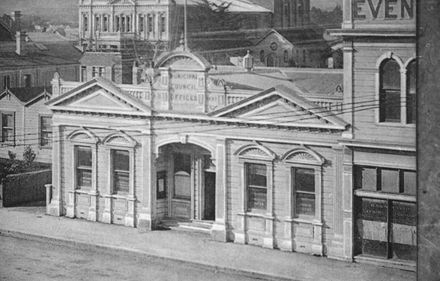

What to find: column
left=102, top=147, right=112, bottom=224
left=47, top=125, right=63, bottom=216
left=263, top=162, right=275, bottom=249
left=342, top=41, right=354, bottom=139
left=88, top=143, right=99, bottom=221
left=342, top=146, right=353, bottom=261
left=137, top=132, right=156, bottom=232
left=125, top=148, right=136, bottom=227
left=401, top=68, right=408, bottom=123
left=211, top=139, right=228, bottom=242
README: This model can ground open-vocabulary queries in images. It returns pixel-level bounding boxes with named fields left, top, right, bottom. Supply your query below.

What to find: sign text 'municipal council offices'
left=353, top=0, right=414, bottom=20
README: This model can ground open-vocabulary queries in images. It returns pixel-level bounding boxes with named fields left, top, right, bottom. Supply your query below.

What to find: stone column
left=137, top=132, right=156, bottom=232
left=342, top=41, right=354, bottom=139
left=211, top=139, right=228, bottom=242
left=342, top=146, right=353, bottom=261
left=47, top=125, right=63, bottom=216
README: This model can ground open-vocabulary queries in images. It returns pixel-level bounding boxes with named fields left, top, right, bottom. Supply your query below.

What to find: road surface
left=0, top=235, right=277, bottom=281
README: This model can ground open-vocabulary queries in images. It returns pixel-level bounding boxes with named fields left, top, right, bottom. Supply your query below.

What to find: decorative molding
left=66, top=128, right=99, bottom=144
left=282, top=147, right=324, bottom=165
left=234, top=143, right=277, bottom=161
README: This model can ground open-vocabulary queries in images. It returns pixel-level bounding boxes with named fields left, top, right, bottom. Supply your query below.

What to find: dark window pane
left=403, top=171, right=416, bottom=195
left=407, top=61, right=416, bottom=124
left=295, top=168, right=315, bottom=192
left=406, top=93, right=416, bottom=124
left=114, top=171, right=129, bottom=193
left=157, top=171, right=167, bottom=199
left=247, top=164, right=266, bottom=187
left=41, top=132, right=52, bottom=146
left=296, top=192, right=315, bottom=216
left=381, top=59, right=401, bottom=91
left=381, top=169, right=399, bottom=193
left=2, top=114, right=13, bottom=127
left=77, top=169, right=92, bottom=188
left=174, top=153, right=191, bottom=174
left=361, top=167, right=377, bottom=191
left=248, top=187, right=267, bottom=210
left=391, top=201, right=416, bottom=261
left=113, top=150, right=129, bottom=171
left=77, top=146, right=92, bottom=167
left=380, top=91, right=401, bottom=122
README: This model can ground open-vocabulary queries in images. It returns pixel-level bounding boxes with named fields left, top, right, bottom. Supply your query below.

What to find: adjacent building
left=330, top=0, right=416, bottom=267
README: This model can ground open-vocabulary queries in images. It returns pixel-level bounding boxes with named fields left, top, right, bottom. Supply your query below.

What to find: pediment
left=47, top=78, right=151, bottom=116
left=210, top=86, right=348, bottom=130
left=108, top=0, right=135, bottom=5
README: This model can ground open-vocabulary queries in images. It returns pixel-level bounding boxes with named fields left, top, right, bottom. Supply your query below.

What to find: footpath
left=0, top=207, right=415, bottom=281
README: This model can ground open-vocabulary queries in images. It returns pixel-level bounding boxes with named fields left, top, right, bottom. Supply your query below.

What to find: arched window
left=406, top=60, right=416, bottom=124
left=259, top=50, right=265, bottom=64
left=379, top=59, right=401, bottom=123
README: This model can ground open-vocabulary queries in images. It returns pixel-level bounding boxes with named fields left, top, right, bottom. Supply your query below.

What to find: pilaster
left=342, top=146, right=354, bottom=261
left=47, top=125, right=63, bottom=216
left=211, top=139, right=228, bottom=242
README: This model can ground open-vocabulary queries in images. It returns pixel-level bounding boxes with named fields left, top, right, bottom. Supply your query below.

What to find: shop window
left=76, top=146, right=92, bottom=190
left=354, top=165, right=416, bottom=261
left=157, top=171, right=167, bottom=199
left=246, top=163, right=267, bottom=211
left=293, top=168, right=315, bottom=216
left=1, top=112, right=14, bottom=143
left=379, top=59, right=401, bottom=123
left=40, top=116, right=52, bottom=147
left=112, top=150, right=130, bottom=193
left=406, top=60, right=416, bottom=124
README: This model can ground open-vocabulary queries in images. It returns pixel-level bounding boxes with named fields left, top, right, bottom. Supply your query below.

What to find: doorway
left=203, top=172, right=216, bottom=221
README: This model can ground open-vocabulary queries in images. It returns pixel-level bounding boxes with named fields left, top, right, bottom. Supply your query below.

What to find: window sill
left=354, top=189, right=416, bottom=202
left=39, top=146, right=52, bottom=150
left=285, top=217, right=322, bottom=226
left=237, top=212, right=274, bottom=220
left=375, top=122, right=416, bottom=128
left=103, top=193, right=135, bottom=201
left=70, top=189, right=96, bottom=196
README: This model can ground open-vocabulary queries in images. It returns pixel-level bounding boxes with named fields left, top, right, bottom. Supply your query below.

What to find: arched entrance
left=156, top=143, right=216, bottom=221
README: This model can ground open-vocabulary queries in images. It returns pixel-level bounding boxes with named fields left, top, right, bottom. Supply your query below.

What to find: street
left=0, top=236, right=276, bottom=281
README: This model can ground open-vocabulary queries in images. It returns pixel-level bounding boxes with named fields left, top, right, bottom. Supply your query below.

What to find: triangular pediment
left=210, top=85, right=348, bottom=130
left=47, top=78, right=151, bottom=116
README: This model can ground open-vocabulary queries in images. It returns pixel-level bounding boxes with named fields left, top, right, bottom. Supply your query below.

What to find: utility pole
left=184, top=0, right=188, bottom=51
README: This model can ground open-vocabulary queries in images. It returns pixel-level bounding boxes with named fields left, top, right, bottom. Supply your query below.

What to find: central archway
left=156, top=143, right=215, bottom=222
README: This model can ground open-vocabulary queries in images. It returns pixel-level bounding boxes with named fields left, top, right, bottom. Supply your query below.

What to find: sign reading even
left=353, top=0, right=414, bottom=20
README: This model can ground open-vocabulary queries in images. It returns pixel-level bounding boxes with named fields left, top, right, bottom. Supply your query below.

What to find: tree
left=188, top=0, right=242, bottom=32
left=310, top=5, right=343, bottom=28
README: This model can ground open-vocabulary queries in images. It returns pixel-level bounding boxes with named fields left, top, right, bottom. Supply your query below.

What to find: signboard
left=353, top=0, right=414, bottom=20
left=359, top=198, right=388, bottom=222
left=170, top=72, right=199, bottom=94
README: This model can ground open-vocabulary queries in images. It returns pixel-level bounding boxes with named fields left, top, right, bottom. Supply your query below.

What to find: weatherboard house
left=44, top=49, right=355, bottom=259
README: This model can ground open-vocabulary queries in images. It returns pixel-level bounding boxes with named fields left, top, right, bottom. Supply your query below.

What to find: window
left=40, top=116, right=52, bottom=147
left=354, top=165, right=416, bottom=261
left=83, top=15, right=88, bottom=32
left=121, top=16, right=126, bottom=32
left=103, top=16, right=108, bottom=32
left=139, top=15, right=144, bottom=32
left=157, top=171, right=167, bottom=199
left=112, top=150, right=130, bottom=193
left=126, top=16, right=131, bottom=32
left=147, top=15, right=153, bottom=32
left=259, top=50, right=265, bottom=63
left=92, top=67, right=98, bottom=78
left=355, top=166, right=416, bottom=196
left=116, top=16, right=120, bottom=32
left=293, top=168, right=315, bottom=216
left=23, top=74, right=31, bottom=88
left=283, top=50, right=289, bottom=63
left=406, top=60, right=416, bottom=124
left=81, top=66, right=87, bottom=82
left=95, top=15, right=100, bottom=31
left=98, top=67, right=105, bottom=77
left=160, top=15, right=166, bottom=33
left=1, top=112, right=14, bottom=143
left=174, top=153, right=191, bottom=199
left=76, top=146, right=92, bottom=190
left=379, top=59, right=401, bottom=122
left=246, top=163, right=267, bottom=211
left=3, top=75, right=10, bottom=89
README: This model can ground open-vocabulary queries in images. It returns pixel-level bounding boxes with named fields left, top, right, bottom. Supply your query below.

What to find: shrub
left=23, top=146, right=36, bottom=167
left=8, top=151, right=16, bottom=160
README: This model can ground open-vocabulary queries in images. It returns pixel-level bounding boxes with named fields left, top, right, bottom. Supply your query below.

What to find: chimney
left=16, top=31, right=26, bottom=56
left=11, top=11, right=21, bottom=33
left=243, top=50, right=254, bottom=72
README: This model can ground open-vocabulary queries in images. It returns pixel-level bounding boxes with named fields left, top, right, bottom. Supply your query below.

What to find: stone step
left=159, top=219, right=213, bottom=234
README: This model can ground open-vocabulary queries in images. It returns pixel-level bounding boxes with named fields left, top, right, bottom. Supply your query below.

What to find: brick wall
left=0, top=169, right=51, bottom=207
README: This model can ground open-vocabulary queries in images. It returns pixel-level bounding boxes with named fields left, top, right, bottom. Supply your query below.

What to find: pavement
left=0, top=207, right=416, bottom=281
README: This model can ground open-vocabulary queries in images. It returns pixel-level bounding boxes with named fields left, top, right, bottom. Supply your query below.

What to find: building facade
left=331, top=0, right=416, bottom=268
left=45, top=51, right=353, bottom=258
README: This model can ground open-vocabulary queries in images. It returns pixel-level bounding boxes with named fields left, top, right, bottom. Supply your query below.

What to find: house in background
left=0, top=87, right=52, bottom=163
